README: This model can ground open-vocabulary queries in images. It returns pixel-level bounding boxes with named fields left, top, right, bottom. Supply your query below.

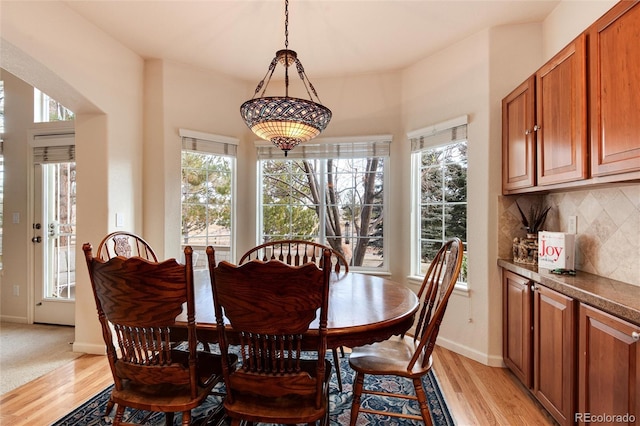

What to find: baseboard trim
left=72, top=342, right=106, bottom=355
left=437, top=337, right=506, bottom=368
left=0, top=315, right=28, bottom=323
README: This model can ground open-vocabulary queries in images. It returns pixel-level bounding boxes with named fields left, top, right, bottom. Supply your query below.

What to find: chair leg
left=322, top=389, right=331, bottom=425
left=413, top=377, right=434, bottom=426
left=350, top=371, right=365, bottom=426
left=113, top=405, right=126, bottom=426
left=180, top=410, right=190, bottom=426
left=332, top=348, right=343, bottom=392
left=165, top=412, right=175, bottom=426
left=104, top=397, right=115, bottom=416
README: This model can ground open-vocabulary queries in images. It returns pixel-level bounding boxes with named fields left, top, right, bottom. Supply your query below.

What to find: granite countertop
left=498, top=258, right=640, bottom=326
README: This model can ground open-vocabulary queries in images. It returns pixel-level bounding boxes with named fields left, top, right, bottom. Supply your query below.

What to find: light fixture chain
left=284, top=0, right=290, bottom=97
left=295, top=59, right=322, bottom=103
left=253, top=57, right=279, bottom=98
left=284, top=0, right=289, bottom=49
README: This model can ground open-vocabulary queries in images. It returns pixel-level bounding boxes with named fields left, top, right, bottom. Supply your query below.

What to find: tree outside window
left=34, top=88, right=74, bottom=123
left=181, top=151, right=233, bottom=267
left=416, top=141, right=467, bottom=281
left=260, top=155, right=386, bottom=270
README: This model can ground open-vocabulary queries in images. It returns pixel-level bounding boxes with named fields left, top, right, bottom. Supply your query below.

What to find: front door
left=33, top=145, right=76, bottom=325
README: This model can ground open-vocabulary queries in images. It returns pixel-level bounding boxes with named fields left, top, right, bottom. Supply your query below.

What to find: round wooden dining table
left=175, top=270, right=419, bottom=349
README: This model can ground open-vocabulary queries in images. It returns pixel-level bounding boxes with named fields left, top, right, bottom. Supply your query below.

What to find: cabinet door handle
left=533, top=124, right=541, bottom=131
left=525, top=129, right=531, bottom=135
left=632, top=331, right=640, bottom=341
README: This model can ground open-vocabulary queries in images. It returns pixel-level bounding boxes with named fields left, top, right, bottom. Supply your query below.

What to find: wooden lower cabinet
left=578, top=303, right=640, bottom=426
left=504, top=270, right=640, bottom=425
left=503, top=270, right=532, bottom=387
left=533, top=284, right=576, bottom=426
left=503, top=270, right=576, bottom=425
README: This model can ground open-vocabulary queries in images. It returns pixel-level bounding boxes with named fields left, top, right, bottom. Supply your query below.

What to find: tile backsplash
left=499, top=183, right=640, bottom=287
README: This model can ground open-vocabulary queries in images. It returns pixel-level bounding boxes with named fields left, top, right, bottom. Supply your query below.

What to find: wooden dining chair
left=208, top=246, right=333, bottom=426
left=239, top=239, right=348, bottom=391
left=348, top=238, right=464, bottom=425
left=83, top=243, right=237, bottom=426
left=97, top=231, right=158, bottom=262
left=238, top=239, right=349, bottom=274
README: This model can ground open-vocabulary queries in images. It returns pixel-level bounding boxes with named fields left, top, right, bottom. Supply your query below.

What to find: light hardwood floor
left=0, top=346, right=555, bottom=426
left=432, top=347, right=555, bottom=425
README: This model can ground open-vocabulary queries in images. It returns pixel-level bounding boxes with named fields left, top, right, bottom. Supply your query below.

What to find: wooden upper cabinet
left=589, top=0, right=640, bottom=177
left=536, top=34, right=588, bottom=186
left=502, top=77, right=536, bottom=193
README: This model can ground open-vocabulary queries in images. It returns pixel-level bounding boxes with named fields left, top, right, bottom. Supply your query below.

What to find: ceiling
left=64, top=0, right=560, bottom=82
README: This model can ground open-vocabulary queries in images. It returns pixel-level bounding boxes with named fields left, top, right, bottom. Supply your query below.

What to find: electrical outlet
left=13, top=285, right=19, bottom=296
left=568, top=216, right=577, bottom=234
left=116, top=213, right=124, bottom=227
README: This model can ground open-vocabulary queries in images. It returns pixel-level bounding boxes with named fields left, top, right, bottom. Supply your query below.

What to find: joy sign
left=538, top=232, right=575, bottom=270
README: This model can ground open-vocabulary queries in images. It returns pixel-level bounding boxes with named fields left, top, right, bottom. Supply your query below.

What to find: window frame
left=256, top=136, right=391, bottom=273
left=409, top=116, right=468, bottom=288
left=33, top=88, right=74, bottom=123
left=179, top=129, right=238, bottom=268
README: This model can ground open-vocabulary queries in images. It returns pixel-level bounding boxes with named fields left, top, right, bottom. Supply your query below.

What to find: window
left=0, top=141, right=3, bottom=270
left=0, top=80, right=4, bottom=268
left=0, top=80, right=4, bottom=133
left=180, top=129, right=237, bottom=268
left=34, top=88, right=74, bottom=123
left=410, top=117, right=468, bottom=283
left=257, top=137, right=390, bottom=271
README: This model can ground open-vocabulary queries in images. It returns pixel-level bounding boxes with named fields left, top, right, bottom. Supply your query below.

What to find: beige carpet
left=0, top=322, right=83, bottom=394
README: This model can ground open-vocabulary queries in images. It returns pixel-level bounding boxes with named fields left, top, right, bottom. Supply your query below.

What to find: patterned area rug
left=53, top=355, right=455, bottom=425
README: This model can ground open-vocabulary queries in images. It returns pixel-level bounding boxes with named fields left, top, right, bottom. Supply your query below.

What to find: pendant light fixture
left=240, top=0, right=332, bottom=156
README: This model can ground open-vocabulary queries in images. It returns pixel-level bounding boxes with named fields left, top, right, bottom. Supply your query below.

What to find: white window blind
left=256, top=135, right=392, bottom=160
left=179, top=129, right=238, bottom=157
left=408, top=115, right=468, bottom=152
left=33, top=145, right=75, bottom=163
left=31, top=132, right=76, bottom=164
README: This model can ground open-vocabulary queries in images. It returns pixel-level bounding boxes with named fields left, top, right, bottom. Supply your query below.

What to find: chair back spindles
left=238, top=239, right=349, bottom=392
left=208, top=246, right=332, bottom=423
left=409, top=238, right=463, bottom=371
left=97, top=231, right=158, bottom=262
left=239, top=239, right=349, bottom=274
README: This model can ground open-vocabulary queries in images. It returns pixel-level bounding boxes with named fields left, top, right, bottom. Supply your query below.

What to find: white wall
left=0, top=71, right=33, bottom=323
left=543, top=0, right=617, bottom=61
left=401, top=23, right=543, bottom=365
left=143, top=60, right=250, bottom=259
left=1, top=0, right=144, bottom=353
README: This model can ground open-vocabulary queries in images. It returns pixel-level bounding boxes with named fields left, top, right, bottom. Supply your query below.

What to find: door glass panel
left=43, top=162, right=76, bottom=300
